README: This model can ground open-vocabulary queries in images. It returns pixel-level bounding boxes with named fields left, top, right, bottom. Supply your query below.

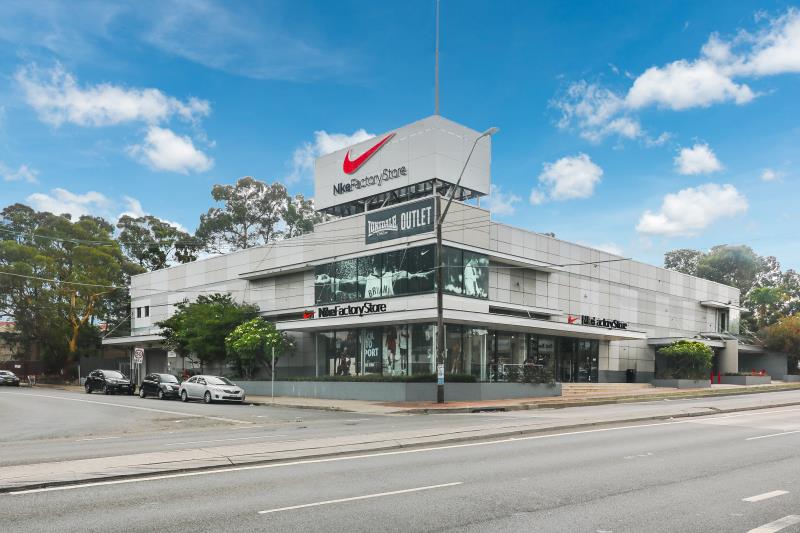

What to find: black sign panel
left=365, top=197, right=435, bottom=244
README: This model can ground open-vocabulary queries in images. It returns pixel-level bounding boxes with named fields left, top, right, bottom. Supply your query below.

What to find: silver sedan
left=179, top=375, right=246, bottom=404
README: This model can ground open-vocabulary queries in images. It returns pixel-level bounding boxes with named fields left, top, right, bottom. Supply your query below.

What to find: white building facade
left=107, top=116, right=771, bottom=385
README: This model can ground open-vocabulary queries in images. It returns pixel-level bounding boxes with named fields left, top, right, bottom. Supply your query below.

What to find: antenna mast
left=435, top=0, right=440, bottom=115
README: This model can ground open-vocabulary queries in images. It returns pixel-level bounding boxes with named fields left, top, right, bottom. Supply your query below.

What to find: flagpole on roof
left=435, top=0, right=440, bottom=115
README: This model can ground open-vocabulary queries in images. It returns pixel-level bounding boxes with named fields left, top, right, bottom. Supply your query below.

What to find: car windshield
left=159, top=374, right=179, bottom=383
left=207, top=377, right=233, bottom=386
left=104, top=371, right=125, bottom=379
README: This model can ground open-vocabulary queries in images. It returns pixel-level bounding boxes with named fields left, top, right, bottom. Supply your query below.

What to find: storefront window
left=526, top=335, right=555, bottom=383
left=463, top=327, right=488, bottom=380
left=382, top=324, right=409, bottom=375
left=463, top=251, right=489, bottom=298
left=335, top=258, right=358, bottom=302
left=360, top=327, right=383, bottom=374
left=410, top=323, right=435, bottom=375
left=323, top=329, right=358, bottom=376
left=315, top=245, right=486, bottom=304
left=445, top=325, right=464, bottom=374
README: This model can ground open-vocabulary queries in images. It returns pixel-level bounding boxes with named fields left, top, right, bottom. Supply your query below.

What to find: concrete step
left=561, top=383, right=655, bottom=397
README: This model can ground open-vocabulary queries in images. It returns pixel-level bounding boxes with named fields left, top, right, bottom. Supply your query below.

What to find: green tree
left=696, top=245, right=761, bottom=296
left=283, top=193, right=325, bottom=239
left=157, top=294, right=258, bottom=371
left=656, top=340, right=713, bottom=379
left=664, top=248, right=704, bottom=276
left=763, top=315, right=800, bottom=375
left=225, top=318, right=294, bottom=379
left=116, top=215, right=198, bottom=271
left=747, top=286, right=786, bottom=330
left=196, top=177, right=289, bottom=253
left=0, top=204, right=142, bottom=364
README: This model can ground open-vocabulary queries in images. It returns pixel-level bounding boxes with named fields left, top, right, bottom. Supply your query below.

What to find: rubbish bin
left=625, top=369, right=636, bottom=383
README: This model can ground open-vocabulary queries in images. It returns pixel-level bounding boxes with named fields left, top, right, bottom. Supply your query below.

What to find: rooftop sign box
left=314, top=115, right=491, bottom=211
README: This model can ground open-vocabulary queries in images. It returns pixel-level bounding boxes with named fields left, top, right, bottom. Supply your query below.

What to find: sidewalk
left=4, top=387, right=800, bottom=493
left=35, top=381, right=800, bottom=415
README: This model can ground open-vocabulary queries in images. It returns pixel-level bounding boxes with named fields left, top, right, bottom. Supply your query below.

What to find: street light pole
left=436, top=126, right=499, bottom=403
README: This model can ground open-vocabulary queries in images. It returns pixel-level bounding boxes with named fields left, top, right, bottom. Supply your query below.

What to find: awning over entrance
left=277, top=308, right=647, bottom=341
left=102, top=334, right=164, bottom=347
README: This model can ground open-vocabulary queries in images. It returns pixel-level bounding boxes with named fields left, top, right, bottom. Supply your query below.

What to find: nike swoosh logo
left=342, top=132, right=395, bottom=174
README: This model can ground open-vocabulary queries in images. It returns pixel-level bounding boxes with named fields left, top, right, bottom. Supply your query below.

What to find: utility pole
left=435, top=127, right=499, bottom=403
left=435, top=0, right=440, bottom=115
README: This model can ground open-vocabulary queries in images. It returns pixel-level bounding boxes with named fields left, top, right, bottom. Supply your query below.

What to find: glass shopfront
left=315, top=324, right=598, bottom=382
left=314, top=245, right=487, bottom=305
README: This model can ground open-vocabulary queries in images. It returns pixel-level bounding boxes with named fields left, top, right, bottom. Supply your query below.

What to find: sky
left=0, top=0, right=798, bottom=270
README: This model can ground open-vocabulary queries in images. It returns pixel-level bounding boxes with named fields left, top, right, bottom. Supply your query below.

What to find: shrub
left=275, top=373, right=478, bottom=383
left=657, top=340, right=713, bottom=379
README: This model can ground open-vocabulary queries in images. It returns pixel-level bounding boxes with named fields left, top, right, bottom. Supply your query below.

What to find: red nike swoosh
left=342, top=132, right=395, bottom=174
left=568, top=315, right=578, bottom=324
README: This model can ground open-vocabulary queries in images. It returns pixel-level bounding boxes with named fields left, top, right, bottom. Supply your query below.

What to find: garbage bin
left=625, top=369, right=636, bottom=383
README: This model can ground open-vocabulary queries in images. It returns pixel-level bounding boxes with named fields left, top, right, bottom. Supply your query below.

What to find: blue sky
left=1, top=0, right=798, bottom=269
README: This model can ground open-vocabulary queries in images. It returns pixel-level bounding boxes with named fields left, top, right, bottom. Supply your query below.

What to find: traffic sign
left=133, top=347, right=144, bottom=364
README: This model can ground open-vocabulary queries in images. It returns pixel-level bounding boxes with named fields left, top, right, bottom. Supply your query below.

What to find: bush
left=657, top=340, right=713, bottom=379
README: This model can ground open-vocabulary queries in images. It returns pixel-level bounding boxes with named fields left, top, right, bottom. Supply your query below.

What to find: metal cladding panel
left=314, top=115, right=491, bottom=210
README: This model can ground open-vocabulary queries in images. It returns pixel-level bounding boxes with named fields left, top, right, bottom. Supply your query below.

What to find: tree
left=696, top=245, right=761, bottom=296
left=116, top=215, right=198, bottom=271
left=664, top=249, right=704, bottom=276
left=0, top=204, right=142, bottom=365
left=157, top=294, right=258, bottom=371
left=656, top=340, right=713, bottom=379
left=747, top=286, right=786, bottom=330
left=225, top=318, right=294, bottom=379
left=763, top=315, right=800, bottom=375
left=196, top=177, right=289, bottom=253
left=283, top=193, right=325, bottom=239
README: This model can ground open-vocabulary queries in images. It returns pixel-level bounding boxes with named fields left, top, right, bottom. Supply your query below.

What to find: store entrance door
left=556, top=339, right=598, bottom=383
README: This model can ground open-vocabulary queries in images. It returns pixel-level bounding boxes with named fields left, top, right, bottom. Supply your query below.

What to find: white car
left=179, top=375, right=246, bottom=404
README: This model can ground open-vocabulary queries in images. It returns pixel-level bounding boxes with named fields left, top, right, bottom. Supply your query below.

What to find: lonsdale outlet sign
left=568, top=315, right=629, bottom=330
left=365, top=197, right=435, bottom=244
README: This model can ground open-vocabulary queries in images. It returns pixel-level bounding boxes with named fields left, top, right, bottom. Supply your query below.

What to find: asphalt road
left=3, top=404, right=800, bottom=532
left=4, top=387, right=800, bottom=469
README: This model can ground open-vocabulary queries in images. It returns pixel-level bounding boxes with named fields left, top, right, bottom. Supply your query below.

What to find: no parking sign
left=133, top=347, right=144, bottom=364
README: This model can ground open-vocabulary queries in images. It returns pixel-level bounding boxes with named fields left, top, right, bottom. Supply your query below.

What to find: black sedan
left=139, top=373, right=181, bottom=400
left=85, top=369, right=135, bottom=395
left=0, top=370, right=20, bottom=386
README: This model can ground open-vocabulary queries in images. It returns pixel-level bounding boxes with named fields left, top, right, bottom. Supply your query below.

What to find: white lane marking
left=344, top=419, right=371, bottom=422
left=747, top=430, right=800, bottom=441
left=686, top=408, right=800, bottom=422
left=0, top=391, right=252, bottom=425
left=743, top=490, right=789, bottom=502
left=257, top=482, right=462, bottom=515
left=748, top=515, right=800, bottom=532
left=9, top=406, right=800, bottom=496
left=623, top=452, right=653, bottom=460
left=6, top=419, right=693, bottom=495
left=165, top=435, right=288, bottom=446
left=74, top=436, right=121, bottom=442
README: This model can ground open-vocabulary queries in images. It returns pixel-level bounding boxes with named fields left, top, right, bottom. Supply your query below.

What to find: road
left=3, top=390, right=800, bottom=531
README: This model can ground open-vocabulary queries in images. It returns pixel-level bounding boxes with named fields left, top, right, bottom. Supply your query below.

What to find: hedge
left=271, top=373, right=478, bottom=383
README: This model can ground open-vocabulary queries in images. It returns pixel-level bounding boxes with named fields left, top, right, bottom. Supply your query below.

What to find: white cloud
left=27, top=188, right=112, bottom=219
left=118, top=196, right=147, bottom=219
left=127, top=126, right=213, bottom=174
left=625, top=59, right=755, bottom=110
left=16, top=63, right=210, bottom=127
left=0, top=162, right=38, bottom=183
left=483, top=184, right=520, bottom=216
left=636, top=183, right=748, bottom=236
left=674, top=143, right=723, bottom=175
left=285, top=129, right=374, bottom=183
left=554, top=8, right=800, bottom=142
left=530, top=154, right=603, bottom=204
left=760, top=168, right=782, bottom=181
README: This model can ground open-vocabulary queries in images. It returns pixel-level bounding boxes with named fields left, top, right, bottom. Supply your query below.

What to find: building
left=105, top=115, right=780, bottom=387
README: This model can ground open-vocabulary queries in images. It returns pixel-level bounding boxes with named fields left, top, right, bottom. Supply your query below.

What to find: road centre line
left=743, top=490, right=789, bottom=502
left=74, top=436, right=121, bottom=442
left=0, top=391, right=253, bottom=425
left=748, top=515, right=800, bottom=533
left=257, top=482, right=462, bottom=515
left=8, top=406, right=800, bottom=496
left=746, top=430, right=800, bottom=441
left=166, top=435, right=288, bottom=446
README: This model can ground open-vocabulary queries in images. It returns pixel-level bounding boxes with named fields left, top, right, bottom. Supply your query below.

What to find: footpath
left=3, top=384, right=800, bottom=493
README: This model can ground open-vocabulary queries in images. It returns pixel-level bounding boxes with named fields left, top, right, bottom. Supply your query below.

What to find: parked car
left=179, top=375, right=245, bottom=404
left=85, top=369, right=135, bottom=395
left=0, top=370, right=20, bottom=386
left=139, top=373, right=181, bottom=400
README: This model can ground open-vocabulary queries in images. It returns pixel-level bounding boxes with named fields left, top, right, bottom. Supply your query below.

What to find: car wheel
left=139, top=388, right=146, bottom=398
left=204, top=391, right=212, bottom=404
left=85, top=383, right=92, bottom=394
left=181, top=390, right=188, bottom=402
left=158, top=389, right=165, bottom=400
